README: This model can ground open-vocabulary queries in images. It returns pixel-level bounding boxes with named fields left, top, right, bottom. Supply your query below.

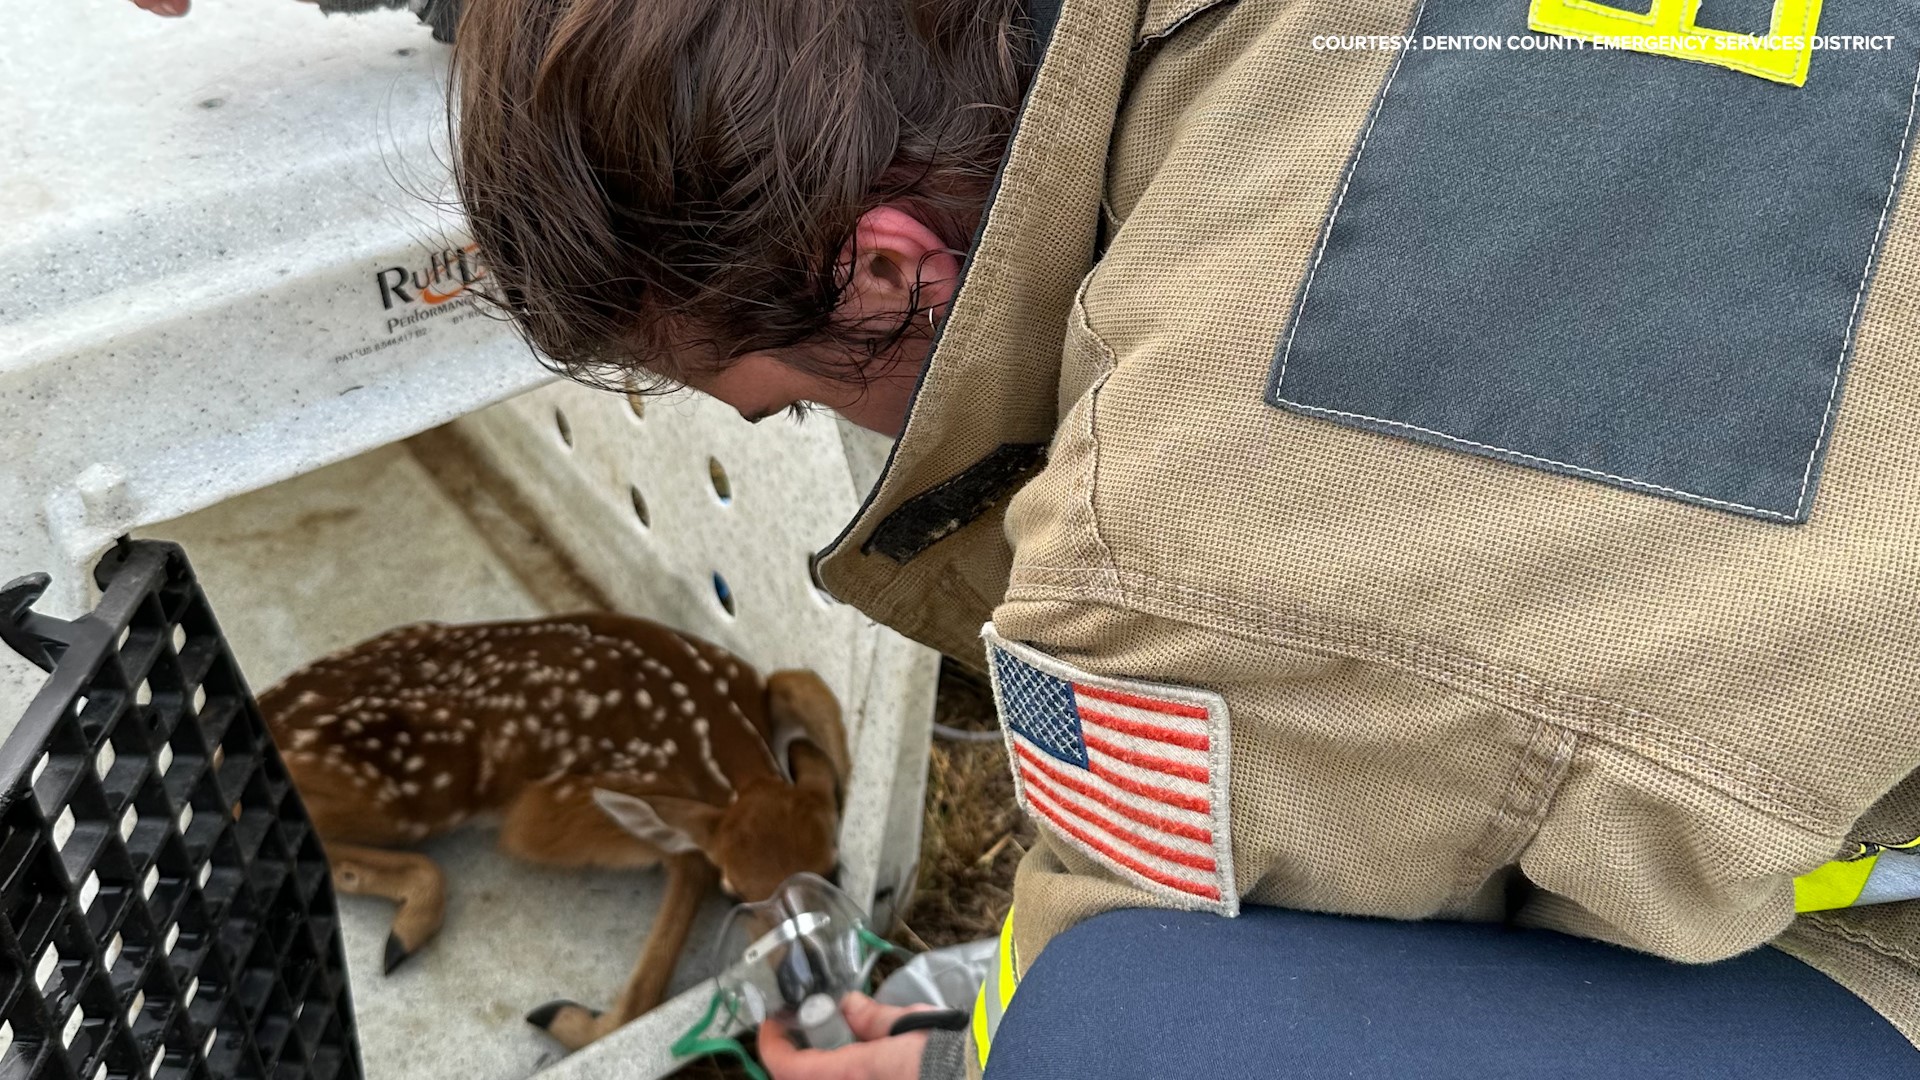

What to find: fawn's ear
left=765, top=670, right=850, bottom=809
left=591, top=789, right=723, bottom=856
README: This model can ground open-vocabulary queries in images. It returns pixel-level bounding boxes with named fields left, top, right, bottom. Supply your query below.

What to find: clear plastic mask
left=672, top=871, right=900, bottom=1078
left=709, top=872, right=881, bottom=1028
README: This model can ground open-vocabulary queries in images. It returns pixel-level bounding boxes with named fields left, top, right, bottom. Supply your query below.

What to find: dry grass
left=665, top=661, right=1025, bottom=1077
left=891, top=662, right=1033, bottom=950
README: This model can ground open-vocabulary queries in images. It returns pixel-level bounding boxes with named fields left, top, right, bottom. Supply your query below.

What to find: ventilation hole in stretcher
left=157, top=745, right=174, bottom=778
left=136, top=681, right=153, bottom=707
left=630, top=486, right=651, bottom=529
left=149, top=1044, right=164, bottom=1079
left=120, top=806, right=136, bottom=841
left=75, top=694, right=90, bottom=719
left=172, top=625, right=187, bottom=653
left=184, top=976, right=199, bottom=1007
left=626, top=393, right=646, bottom=421
left=708, top=457, right=732, bottom=504
left=164, top=924, right=179, bottom=955
left=61, top=1006, right=82, bottom=1048
left=96, top=742, right=115, bottom=780
left=1, top=1021, right=12, bottom=1062
left=31, top=753, right=47, bottom=786
left=143, top=866, right=159, bottom=902
left=555, top=408, right=574, bottom=448
left=80, top=871, right=99, bottom=912
left=93, top=1060, right=108, bottom=1080
left=118, top=626, right=132, bottom=650
left=35, top=946, right=57, bottom=991
left=178, top=805, right=193, bottom=833
left=712, top=573, right=736, bottom=617
left=127, top=990, right=145, bottom=1027
left=106, top=934, right=123, bottom=971
left=203, top=1029, right=217, bottom=1058
left=53, top=806, right=75, bottom=851
left=192, top=686, right=207, bottom=714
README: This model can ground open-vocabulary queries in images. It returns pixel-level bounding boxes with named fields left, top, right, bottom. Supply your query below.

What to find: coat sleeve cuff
left=918, top=1027, right=971, bottom=1080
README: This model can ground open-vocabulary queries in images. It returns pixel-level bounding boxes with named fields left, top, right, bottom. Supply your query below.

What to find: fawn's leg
left=501, top=779, right=716, bottom=1050
left=527, top=853, right=718, bottom=1050
left=325, top=843, right=448, bottom=974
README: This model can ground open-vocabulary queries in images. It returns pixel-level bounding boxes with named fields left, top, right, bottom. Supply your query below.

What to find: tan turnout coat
left=815, top=0, right=1920, bottom=1059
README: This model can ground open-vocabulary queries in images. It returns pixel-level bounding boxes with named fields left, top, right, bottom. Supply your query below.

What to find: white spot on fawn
left=694, top=718, right=731, bottom=791
left=434, top=773, right=453, bottom=790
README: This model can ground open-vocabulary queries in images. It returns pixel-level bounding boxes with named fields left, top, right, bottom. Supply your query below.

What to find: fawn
left=255, top=612, right=850, bottom=1050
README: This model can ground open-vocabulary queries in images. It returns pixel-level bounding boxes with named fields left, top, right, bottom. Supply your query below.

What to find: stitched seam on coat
left=1447, top=719, right=1578, bottom=911
left=1804, top=911, right=1920, bottom=968
left=1136, top=0, right=1238, bottom=46
left=1003, top=565, right=1846, bottom=833
left=1271, top=6, right=1920, bottom=522
left=1071, top=285, right=1125, bottom=590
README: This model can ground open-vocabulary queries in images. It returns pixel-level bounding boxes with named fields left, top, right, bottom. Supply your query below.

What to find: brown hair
left=451, top=0, right=1036, bottom=391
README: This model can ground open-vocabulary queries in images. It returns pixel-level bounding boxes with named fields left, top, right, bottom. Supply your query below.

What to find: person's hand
left=127, top=0, right=190, bottom=16
left=757, top=993, right=934, bottom=1080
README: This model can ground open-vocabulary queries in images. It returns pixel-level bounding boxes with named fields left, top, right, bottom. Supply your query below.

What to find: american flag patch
left=983, top=625, right=1237, bottom=916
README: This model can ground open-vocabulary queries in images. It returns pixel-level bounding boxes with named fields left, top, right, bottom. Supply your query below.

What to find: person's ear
left=842, top=205, right=964, bottom=323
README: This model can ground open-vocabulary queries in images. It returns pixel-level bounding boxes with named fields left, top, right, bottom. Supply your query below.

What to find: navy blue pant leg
left=985, top=906, right=1917, bottom=1079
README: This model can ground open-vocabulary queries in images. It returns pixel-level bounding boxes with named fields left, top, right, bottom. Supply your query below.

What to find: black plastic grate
left=0, top=540, right=360, bottom=1080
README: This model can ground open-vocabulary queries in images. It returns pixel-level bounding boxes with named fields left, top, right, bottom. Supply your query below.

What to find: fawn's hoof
left=527, top=1001, right=607, bottom=1051
left=525, top=1000, right=593, bottom=1029
left=383, top=933, right=413, bottom=975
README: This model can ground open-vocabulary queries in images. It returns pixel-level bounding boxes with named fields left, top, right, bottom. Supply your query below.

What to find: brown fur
left=258, top=613, right=849, bottom=1051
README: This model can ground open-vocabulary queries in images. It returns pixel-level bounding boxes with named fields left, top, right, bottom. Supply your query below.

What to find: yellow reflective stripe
left=1794, top=836, right=1920, bottom=912
left=1529, top=0, right=1822, bottom=87
left=1796, top=852, right=1881, bottom=912
left=996, top=906, right=1019, bottom=1012
left=971, top=982, right=993, bottom=1071
left=971, top=906, right=1021, bottom=1072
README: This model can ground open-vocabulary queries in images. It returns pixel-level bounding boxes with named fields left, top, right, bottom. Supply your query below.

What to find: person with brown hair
left=447, top=0, right=1920, bottom=1077
left=138, top=0, right=1920, bottom=1076
left=449, top=0, right=1031, bottom=438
